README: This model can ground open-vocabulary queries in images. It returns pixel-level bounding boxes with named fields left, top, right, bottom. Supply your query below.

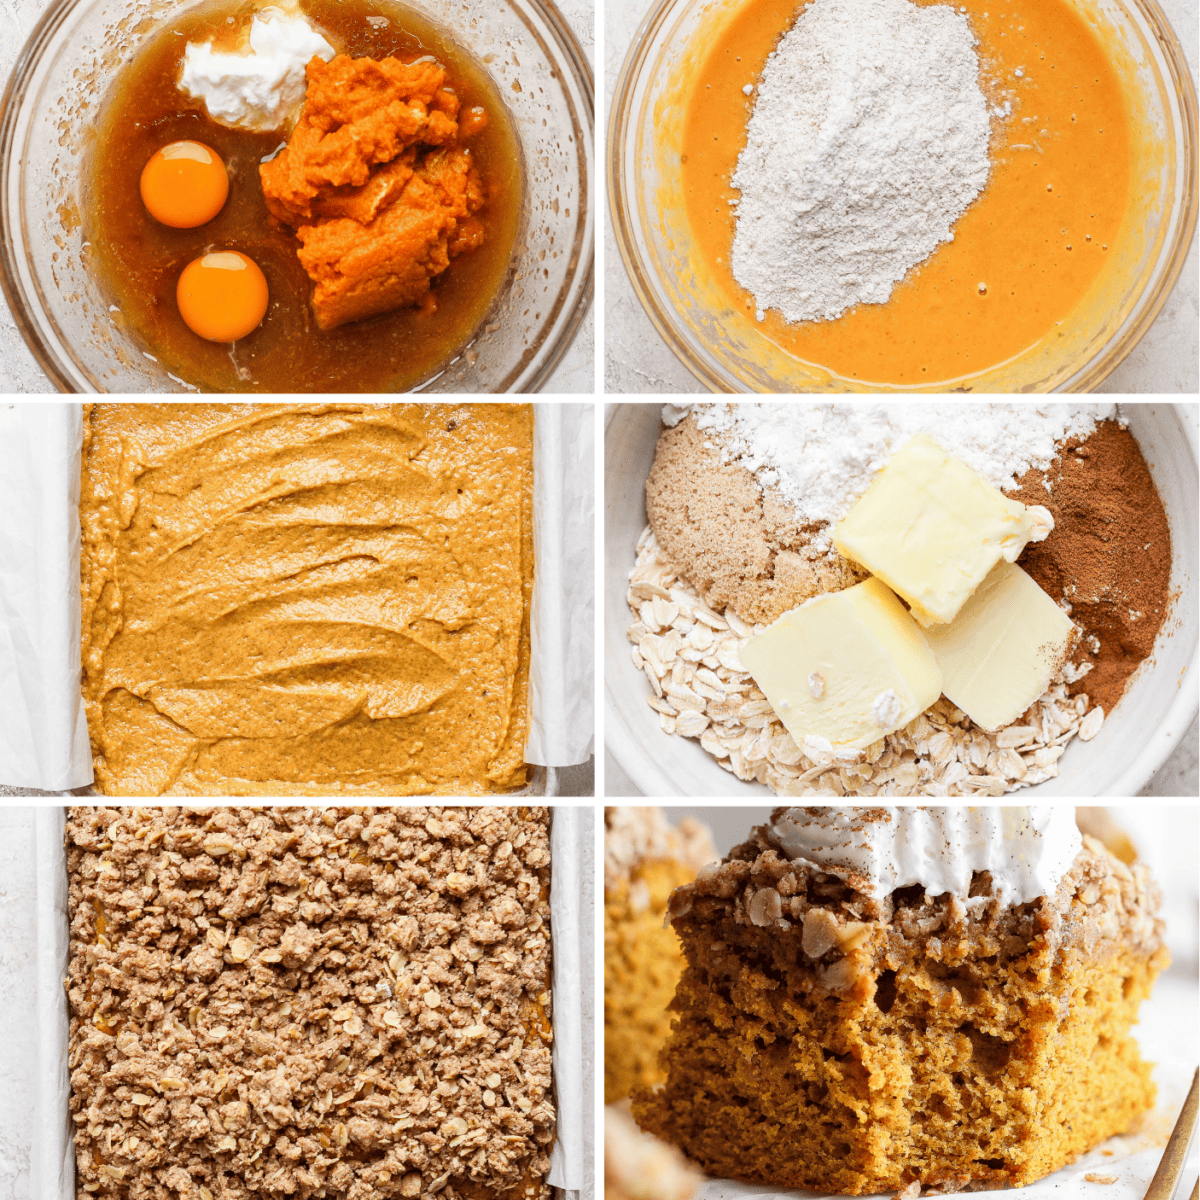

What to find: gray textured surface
left=0, top=0, right=594, bottom=394
left=543, top=0, right=596, bottom=395
left=604, top=0, right=1199, bottom=394
left=0, top=809, right=37, bottom=1200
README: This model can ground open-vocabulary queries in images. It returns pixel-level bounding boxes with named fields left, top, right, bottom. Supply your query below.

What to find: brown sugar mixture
left=65, top=805, right=554, bottom=1200
left=83, top=0, right=521, bottom=392
left=80, top=403, right=533, bottom=796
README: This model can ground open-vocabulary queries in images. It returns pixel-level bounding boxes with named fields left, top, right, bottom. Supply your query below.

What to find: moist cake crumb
left=634, top=819, right=1167, bottom=1194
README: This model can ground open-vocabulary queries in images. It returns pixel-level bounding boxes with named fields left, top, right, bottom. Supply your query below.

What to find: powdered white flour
left=663, top=403, right=1118, bottom=548
left=731, top=0, right=992, bottom=324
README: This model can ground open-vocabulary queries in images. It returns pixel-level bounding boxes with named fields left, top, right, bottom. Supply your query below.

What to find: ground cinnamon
left=1007, top=419, right=1172, bottom=715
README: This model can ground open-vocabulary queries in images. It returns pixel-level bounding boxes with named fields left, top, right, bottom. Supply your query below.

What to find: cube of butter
left=833, top=434, right=1048, bottom=627
left=923, top=560, right=1075, bottom=732
left=740, top=577, right=943, bottom=758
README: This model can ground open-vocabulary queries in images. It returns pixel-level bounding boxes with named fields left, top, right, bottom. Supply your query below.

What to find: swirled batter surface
left=80, top=403, right=532, bottom=795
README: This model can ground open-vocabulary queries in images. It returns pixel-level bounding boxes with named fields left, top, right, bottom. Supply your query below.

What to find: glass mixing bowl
left=608, top=0, right=1196, bottom=393
left=0, top=0, right=592, bottom=392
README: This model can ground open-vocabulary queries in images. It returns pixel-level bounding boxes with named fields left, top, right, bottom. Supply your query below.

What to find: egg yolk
left=140, top=141, right=229, bottom=228
left=176, top=252, right=269, bottom=341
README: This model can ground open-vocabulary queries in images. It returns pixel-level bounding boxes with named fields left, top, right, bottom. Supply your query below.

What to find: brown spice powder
left=1008, top=419, right=1172, bottom=715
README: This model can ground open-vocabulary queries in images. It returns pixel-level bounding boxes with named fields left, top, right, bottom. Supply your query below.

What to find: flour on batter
left=731, top=0, right=991, bottom=324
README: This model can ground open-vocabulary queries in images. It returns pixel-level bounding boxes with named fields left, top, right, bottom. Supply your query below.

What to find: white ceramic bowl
left=605, top=402, right=1199, bottom=797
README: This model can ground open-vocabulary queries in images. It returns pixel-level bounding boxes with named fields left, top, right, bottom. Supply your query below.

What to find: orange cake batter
left=681, top=0, right=1132, bottom=386
left=80, top=403, right=533, bottom=796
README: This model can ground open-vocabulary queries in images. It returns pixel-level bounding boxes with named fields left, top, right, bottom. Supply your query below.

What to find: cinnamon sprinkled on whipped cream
left=765, top=805, right=1082, bottom=905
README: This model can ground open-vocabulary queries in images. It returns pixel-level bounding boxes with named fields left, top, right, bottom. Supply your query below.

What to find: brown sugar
left=262, top=55, right=487, bottom=330
left=645, top=415, right=865, bottom=626
left=634, top=821, right=1168, bottom=1194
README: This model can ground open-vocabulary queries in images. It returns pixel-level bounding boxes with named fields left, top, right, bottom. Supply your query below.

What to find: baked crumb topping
left=668, top=824, right=1165, bottom=998
left=65, top=806, right=554, bottom=1200
left=603, top=807, right=715, bottom=892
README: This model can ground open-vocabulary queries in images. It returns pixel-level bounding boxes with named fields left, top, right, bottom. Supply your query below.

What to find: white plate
left=604, top=403, right=1199, bottom=798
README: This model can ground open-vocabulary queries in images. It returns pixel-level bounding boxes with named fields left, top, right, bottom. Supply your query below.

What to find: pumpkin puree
left=681, top=0, right=1132, bottom=386
left=262, top=54, right=488, bottom=330
left=80, top=403, right=533, bottom=796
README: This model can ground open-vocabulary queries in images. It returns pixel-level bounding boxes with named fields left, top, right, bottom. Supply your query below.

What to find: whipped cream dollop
left=766, top=806, right=1082, bottom=905
left=180, top=9, right=336, bottom=132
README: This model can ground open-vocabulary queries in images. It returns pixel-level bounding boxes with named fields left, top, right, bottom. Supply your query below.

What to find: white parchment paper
left=549, top=805, right=593, bottom=1196
left=31, top=805, right=71, bottom=1200
left=0, top=405, right=92, bottom=790
left=0, top=402, right=593, bottom=791
left=529, top=404, right=595, bottom=767
left=34, top=803, right=590, bottom=1200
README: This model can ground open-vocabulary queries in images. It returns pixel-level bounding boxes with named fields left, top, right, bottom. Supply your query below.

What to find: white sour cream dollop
left=767, top=806, right=1083, bottom=906
left=180, top=9, right=336, bottom=133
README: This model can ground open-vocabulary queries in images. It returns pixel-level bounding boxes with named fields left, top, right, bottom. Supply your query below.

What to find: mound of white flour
left=663, top=403, right=1118, bottom=548
left=730, top=0, right=991, bottom=324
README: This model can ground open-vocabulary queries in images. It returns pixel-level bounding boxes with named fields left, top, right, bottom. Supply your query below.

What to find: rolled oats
left=1078, top=706, right=1105, bottom=742
left=628, top=528, right=1090, bottom=797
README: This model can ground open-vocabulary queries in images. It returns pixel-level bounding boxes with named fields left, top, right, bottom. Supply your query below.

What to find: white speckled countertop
left=0, top=0, right=593, bottom=394
left=603, top=0, right=1198, bottom=394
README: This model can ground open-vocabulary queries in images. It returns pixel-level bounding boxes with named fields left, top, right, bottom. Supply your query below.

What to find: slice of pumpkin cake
left=634, top=806, right=1168, bottom=1195
left=605, top=807, right=715, bottom=1104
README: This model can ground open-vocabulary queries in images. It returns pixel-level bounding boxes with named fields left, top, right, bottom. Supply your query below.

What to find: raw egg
left=140, top=141, right=229, bottom=228
left=177, top=252, right=269, bottom=341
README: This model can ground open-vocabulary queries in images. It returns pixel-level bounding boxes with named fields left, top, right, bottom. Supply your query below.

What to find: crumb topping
left=667, top=824, right=1164, bottom=998
left=604, top=807, right=716, bottom=892
left=65, top=806, right=554, bottom=1200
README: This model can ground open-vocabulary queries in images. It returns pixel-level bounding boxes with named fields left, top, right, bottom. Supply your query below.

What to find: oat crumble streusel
left=66, top=806, right=554, bottom=1200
